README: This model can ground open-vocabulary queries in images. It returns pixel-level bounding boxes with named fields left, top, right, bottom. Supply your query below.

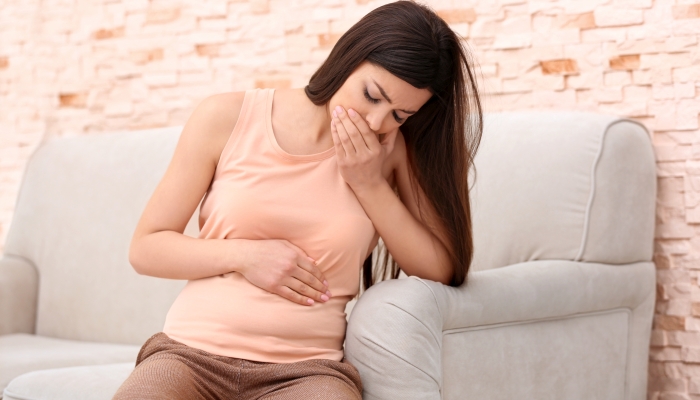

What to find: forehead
left=353, top=61, right=432, bottom=110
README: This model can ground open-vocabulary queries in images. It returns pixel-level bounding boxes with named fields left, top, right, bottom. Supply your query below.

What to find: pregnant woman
left=113, top=1, right=482, bottom=399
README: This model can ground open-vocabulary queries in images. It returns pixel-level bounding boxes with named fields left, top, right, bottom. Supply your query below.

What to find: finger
left=347, top=108, right=379, bottom=153
left=332, top=109, right=357, bottom=154
left=335, top=106, right=368, bottom=153
left=278, top=285, right=315, bottom=306
left=297, top=253, right=328, bottom=289
left=294, top=255, right=330, bottom=293
left=286, top=274, right=331, bottom=303
left=331, top=119, right=346, bottom=162
left=282, top=240, right=329, bottom=287
left=291, top=269, right=331, bottom=301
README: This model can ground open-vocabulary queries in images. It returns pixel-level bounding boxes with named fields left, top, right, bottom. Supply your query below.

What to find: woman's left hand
left=330, top=105, right=397, bottom=193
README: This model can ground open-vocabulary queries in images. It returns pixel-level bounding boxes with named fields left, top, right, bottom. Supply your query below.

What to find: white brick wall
left=1, top=1, right=699, bottom=397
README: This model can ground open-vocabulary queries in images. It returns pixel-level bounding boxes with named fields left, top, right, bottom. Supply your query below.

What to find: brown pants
left=112, top=332, right=363, bottom=400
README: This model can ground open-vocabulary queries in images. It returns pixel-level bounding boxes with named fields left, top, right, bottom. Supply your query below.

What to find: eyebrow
left=371, top=78, right=417, bottom=115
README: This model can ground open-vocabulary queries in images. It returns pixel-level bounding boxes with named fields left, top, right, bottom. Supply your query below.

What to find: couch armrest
left=345, top=275, right=443, bottom=400
left=0, top=255, right=38, bottom=335
left=344, top=260, right=655, bottom=400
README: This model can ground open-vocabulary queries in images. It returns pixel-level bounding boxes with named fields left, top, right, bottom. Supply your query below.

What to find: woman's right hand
left=238, top=239, right=332, bottom=306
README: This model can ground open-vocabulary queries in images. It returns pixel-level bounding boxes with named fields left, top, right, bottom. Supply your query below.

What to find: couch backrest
left=5, top=126, right=193, bottom=345
left=4, top=110, right=657, bottom=343
left=469, top=111, right=656, bottom=272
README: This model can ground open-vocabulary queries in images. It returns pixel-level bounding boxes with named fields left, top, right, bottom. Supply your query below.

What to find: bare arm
left=352, top=132, right=453, bottom=285
left=128, top=92, right=247, bottom=280
left=127, top=92, right=332, bottom=306
left=329, top=107, right=454, bottom=285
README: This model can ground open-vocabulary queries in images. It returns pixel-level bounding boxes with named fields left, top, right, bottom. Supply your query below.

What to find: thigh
left=243, top=358, right=363, bottom=400
left=256, top=374, right=361, bottom=400
left=112, top=332, right=242, bottom=400
left=112, top=357, right=207, bottom=400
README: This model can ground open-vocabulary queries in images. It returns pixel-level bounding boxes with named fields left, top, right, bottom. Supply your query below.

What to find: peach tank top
left=162, top=88, right=377, bottom=363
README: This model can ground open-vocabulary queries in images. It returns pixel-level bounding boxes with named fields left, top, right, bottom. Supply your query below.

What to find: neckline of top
left=265, top=88, right=336, bottom=163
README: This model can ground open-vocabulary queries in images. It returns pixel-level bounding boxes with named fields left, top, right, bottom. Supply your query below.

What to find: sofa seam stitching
left=574, top=117, right=651, bottom=261
left=3, top=387, right=35, bottom=400
left=361, top=335, right=442, bottom=390
left=407, top=276, right=444, bottom=392
left=442, top=306, right=632, bottom=335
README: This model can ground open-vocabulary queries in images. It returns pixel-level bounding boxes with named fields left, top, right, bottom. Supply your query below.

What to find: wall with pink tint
left=1, top=1, right=699, bottom=397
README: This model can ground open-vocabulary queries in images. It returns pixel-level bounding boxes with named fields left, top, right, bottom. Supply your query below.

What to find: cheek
left=329, top=91, right=356, bottom=115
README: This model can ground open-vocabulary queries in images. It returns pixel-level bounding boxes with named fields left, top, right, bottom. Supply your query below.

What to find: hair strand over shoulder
left=304, top=0, right=483, bottom=293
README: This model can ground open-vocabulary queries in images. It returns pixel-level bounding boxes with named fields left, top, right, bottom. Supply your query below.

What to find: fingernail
left=332, top=110, right=337, bottom=118
left=307, top=299, right=314, bottom=305
left=335, top=105, right=343, bottom=114
left=321, top=294, right=329, bottom=301
left=326, top=290, right=332, bottom=297
left=323, top=280, right=328, bottom=286
left=348, top=109, right=356, bottom=117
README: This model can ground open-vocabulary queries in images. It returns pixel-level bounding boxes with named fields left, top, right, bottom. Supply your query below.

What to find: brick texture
left=1, top=1, right=699, bottom=398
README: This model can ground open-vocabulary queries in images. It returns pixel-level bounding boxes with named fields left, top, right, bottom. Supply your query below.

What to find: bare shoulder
left=130, top=91, right=247, bottom=239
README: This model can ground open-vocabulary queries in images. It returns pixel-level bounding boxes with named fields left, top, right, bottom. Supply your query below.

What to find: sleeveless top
left=162, top=88, right=377, bottom=363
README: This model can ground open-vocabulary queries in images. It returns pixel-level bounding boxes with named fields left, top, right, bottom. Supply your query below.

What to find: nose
left=365, top=113, right=383, bottom=132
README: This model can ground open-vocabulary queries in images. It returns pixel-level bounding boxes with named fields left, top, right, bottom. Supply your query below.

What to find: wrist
left=220, top=238, right=251, bottom=275
left=352, top=178, right=389, bottom=200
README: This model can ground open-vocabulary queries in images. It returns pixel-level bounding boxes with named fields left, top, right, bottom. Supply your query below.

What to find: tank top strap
left=216, top=88, right=268, bottom=170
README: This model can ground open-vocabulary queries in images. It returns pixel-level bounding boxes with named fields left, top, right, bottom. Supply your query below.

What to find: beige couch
left=0, top=111, right=656, bottom=399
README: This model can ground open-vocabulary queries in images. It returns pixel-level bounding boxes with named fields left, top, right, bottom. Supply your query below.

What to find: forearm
left=353, top=180, right=452, bottom=285
left=129, top=231, right=248, bottom=280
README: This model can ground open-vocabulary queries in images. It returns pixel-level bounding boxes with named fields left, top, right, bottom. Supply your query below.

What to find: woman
left=113, top=1, right=482, bottom=398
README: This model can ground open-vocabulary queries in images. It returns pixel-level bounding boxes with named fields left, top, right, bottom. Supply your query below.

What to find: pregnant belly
left=162, top=272, right=350, bottom=363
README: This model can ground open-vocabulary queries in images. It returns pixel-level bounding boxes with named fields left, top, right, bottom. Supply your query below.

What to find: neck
left=291, top=88, right=332, bottom=145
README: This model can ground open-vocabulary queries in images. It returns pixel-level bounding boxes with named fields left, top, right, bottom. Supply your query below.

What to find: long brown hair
left=304, top=0, right=483, bottom=291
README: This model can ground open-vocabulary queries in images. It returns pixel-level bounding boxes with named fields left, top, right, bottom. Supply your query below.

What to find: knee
left=313, top=375, right=362, bottom=400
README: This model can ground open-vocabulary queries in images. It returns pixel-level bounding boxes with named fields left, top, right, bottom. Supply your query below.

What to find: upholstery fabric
left=1, top=111, right=656, bottom=399
left=441, top=309, right=629, bottom=400
left=3, top=363, right=134, bottom=400
left=3, top=127, right=193, bottom=345
left=469, top=112, right=655, bottom=271
left=0, top=255, right=37, bottom=336
left=0, top=334, right=139, bottom=396
left=346, top=260, right=655, bottom=400
left=344, top=111, right=656, bottom=400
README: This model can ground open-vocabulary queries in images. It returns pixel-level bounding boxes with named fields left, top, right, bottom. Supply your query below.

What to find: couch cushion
left=470, top=112, right=655, bottom=271
left=3, top=126, right=191, bottom=344
left=0, top=334, right=138, bottom=395
left=3, top=363, right=133, bottom=400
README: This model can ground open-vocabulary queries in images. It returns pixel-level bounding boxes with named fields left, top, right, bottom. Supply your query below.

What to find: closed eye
left=364, top=87, right=405, bottom=124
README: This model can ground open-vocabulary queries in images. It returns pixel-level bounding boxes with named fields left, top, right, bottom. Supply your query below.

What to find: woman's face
left=328, top=61, right=433, bottom=136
